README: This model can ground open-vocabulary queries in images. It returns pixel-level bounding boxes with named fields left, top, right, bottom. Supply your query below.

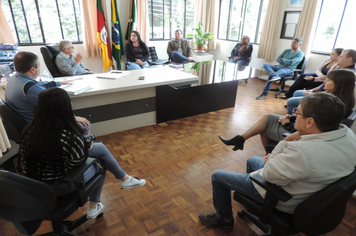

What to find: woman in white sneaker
left=18, top=87, right=146, bottom=219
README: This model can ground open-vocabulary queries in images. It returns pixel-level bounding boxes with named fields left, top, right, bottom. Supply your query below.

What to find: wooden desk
left=67, top=67, right=199, bottom=136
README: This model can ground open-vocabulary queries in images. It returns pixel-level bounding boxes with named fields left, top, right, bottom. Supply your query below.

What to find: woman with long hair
left=218, top=69, right=355, bottom=153
left=282, top=48, right=343, bottom=99
left=19, top=87, right=146, bottom=219
left=124, top=31, right=150, bottom=70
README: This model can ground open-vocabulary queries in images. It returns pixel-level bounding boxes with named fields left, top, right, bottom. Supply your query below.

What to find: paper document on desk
left=53, top=76, right=83, bottom=82
left=97, top=70, right=130, bottom=79
left=63, top=83, right=92, bottom=95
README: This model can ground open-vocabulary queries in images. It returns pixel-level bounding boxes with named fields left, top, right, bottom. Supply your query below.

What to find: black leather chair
left=265, top=109, right=356, bottom=153
left=234, top=167, right=356, bottom=236
left=0, top=157, right=104, bottom=236
left=40, top=44, right=67, bottom=78
left=271, top=56, right=307, bottom=98
left=0, top=98, right=27, bottom=143
left=147, top=46, right=169, bottom=65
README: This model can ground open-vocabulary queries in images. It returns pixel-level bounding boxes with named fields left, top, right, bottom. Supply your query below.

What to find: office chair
left=40, top=44, right=67, bottom=78
left=270, top=56, right=307, bottom=98
left=0, top=157, right=104, bottom=236
left=147, top=46, right=169, bottom=65
left=234, top=167, right=356, bottom=236
left=0, top=98, right=27, bottom=143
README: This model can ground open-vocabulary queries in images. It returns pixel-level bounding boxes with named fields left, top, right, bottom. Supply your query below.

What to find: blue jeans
left=261, top=63, right=293, bottom=95
left=51, top=142, right=127, bottom=202
left=287, top=90, right=305, bottom=114
left=171, top=51, right=188, bottom=63
left=212, top=156, right=265, bottom=221
left=228, top=58, right=249, bottom=66
left=127, top=61, right=150, bottom=70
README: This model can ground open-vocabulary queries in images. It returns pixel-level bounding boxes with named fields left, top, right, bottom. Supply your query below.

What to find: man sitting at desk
left=5, top=52, right=91, bottom=134
left=167, top=29, right=194, bottom=63
left=55, top=40, right=89, bottom=76
left=199, top=93, right=356, bottom=228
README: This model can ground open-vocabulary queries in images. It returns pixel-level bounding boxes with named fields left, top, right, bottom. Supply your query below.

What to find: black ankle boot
left=218, top=135, right=245, bottom=151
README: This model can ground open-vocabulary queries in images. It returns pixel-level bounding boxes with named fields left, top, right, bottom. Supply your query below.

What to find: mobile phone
left=138, top=76, right=145, bottom=80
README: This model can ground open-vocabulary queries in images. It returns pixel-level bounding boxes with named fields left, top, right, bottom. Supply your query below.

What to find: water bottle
left=42, top=68, right=50, bottom=80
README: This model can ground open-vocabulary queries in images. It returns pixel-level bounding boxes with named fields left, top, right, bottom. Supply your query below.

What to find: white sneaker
left=268, top=76, right=281, bottom=83
left=121, top=176, right=146, bottom=190
left=87, top=202, right=104, bottom=219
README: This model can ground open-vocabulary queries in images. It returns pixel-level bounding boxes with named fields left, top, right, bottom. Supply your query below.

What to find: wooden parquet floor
left=1, top=78, right=356, bottom=236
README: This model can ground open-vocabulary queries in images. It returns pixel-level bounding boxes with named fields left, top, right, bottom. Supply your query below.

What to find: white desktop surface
left=65, top=67, right=199, bottom=98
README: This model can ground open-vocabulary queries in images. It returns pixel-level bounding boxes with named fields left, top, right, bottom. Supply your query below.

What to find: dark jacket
left=124, top=41, right=149, bottom=62
left=230, top=43, right=253, bottom=63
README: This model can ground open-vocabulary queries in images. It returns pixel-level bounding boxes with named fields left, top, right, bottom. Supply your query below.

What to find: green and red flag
left=97, top=0, right=113, bottom=72
left=111, top=0, right=124, bottom=69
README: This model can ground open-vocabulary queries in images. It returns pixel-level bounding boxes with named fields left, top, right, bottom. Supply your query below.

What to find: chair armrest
left=63, top=157, right=97, bottom=182
left=250, top=174, right=292, bottom=224
left=250, top=174, right=292, bottom=202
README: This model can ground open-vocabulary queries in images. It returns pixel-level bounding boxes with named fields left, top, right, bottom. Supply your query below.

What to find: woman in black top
left=19, top=87, right=146, bottom=219
left=124, top=31, right=150, bottom=70
left=282, top=48, right=343, bottom=98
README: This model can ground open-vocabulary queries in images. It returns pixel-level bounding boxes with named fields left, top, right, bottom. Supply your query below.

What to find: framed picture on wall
left=280, top=11, right=301, bottom=39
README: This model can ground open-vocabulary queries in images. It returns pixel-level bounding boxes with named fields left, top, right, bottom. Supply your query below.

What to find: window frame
left=3, top=0, right=82, bottom=46
left=310, top=0, right=349, bottom=55
left=217, top=0, right=267, bottom=44
left=148, top=0, right=193, bottom=41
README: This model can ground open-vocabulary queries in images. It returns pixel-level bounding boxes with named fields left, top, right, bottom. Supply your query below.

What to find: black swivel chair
left=0, top=98, right=27, bottom=143
left=40, top=44, right=67, bottom=78
left=0, top=157, right=104, bottom=236
left=147, top=46, right=169, bottom=65
left=271, top=56, right=307, bottom=98
left=234, top=167, right=356, bottom=236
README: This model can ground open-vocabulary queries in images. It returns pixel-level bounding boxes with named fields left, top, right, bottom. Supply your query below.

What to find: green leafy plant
left=191, top=61, right=212, bottom=72
left=187, top=21, right=214, bottom=47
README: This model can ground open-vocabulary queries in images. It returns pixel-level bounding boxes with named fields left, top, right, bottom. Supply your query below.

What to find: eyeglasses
left=292, top=108, right=303, bottom=116
left=292, top=108, right=319, bottom=123
left=66, top=46, right=74, bottom=49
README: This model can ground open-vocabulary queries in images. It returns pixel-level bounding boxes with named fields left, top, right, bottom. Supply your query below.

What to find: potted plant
left=188, top=21, right=214, bottom=52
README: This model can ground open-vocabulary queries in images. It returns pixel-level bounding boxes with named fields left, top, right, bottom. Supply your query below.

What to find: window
left=1, top=0, right=82, bottom=45
left=218, top=0, right=268, bottom=43
left=311, top=0, right=356, bottom=54
left=148, top=0, right=196, bottom=40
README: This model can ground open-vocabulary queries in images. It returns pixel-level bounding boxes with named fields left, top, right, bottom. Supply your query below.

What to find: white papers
left=169, top=63, right=184, bottom=68
left=53, top=76, right=83, bottom=82
left=63, top=83, right=92, bottom=95
left=96, top=70, right=130, bottom=79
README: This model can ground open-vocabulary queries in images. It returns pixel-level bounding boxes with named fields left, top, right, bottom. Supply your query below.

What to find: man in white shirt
left=199, top=93, right=356, bottom=228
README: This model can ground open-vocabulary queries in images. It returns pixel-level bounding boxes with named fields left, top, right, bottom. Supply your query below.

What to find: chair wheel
left=237, top=210, right=245, bottom=218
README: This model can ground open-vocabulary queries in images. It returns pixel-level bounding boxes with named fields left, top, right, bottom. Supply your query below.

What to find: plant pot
left=196, top=46, right=204, bottom=52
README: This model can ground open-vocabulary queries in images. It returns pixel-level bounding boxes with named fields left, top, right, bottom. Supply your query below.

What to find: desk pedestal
left=156, top=80, right=238, bottom=123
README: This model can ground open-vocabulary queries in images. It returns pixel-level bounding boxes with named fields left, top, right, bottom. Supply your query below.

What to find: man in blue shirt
left=256, top=37, right=304, bottom=100
left=5, top=51, right=90, bottom=133
left=55, top=40, right=89, bottom=76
